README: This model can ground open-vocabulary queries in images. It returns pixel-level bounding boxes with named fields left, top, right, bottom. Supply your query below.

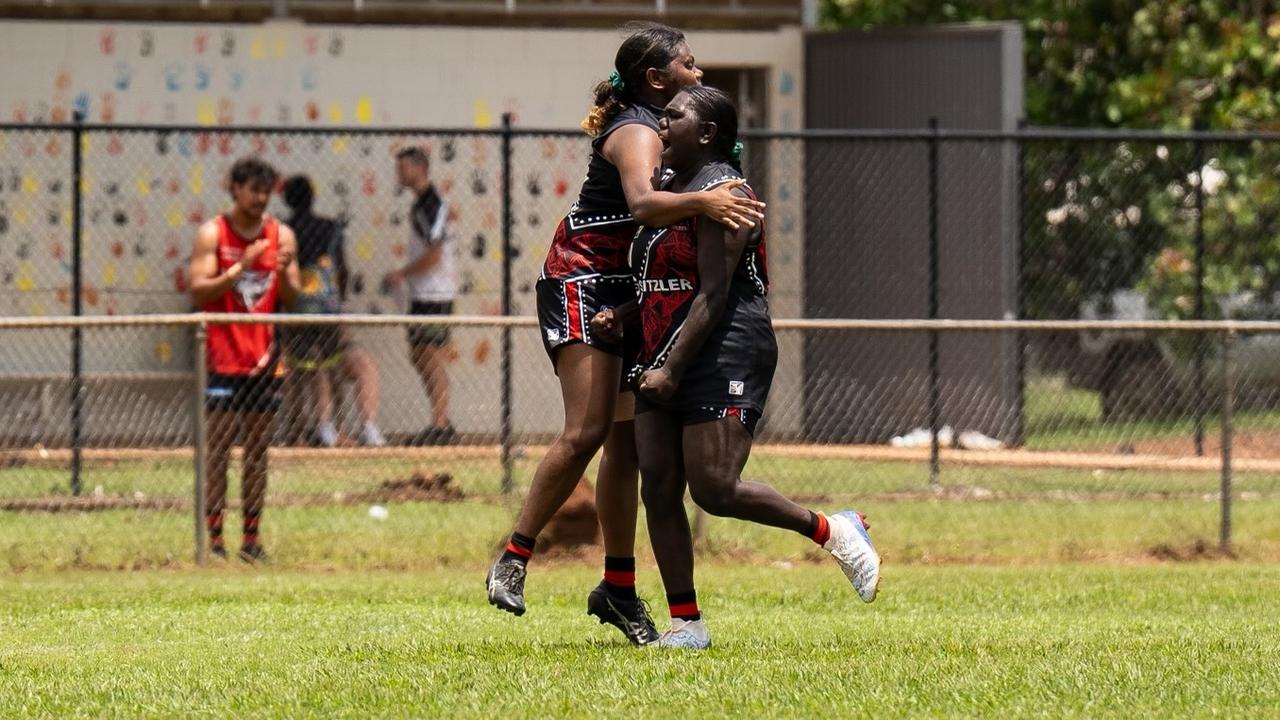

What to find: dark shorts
left=536, top=274, right=636, bottom=363
left=635, top=399, right=764, bottom=436
left=407, top=300, right=453, bottom=348
left=206, top=372, right=283, bottom=414
left=284, top=325, right=346, bottom=371
left=633, top=318, right=776, bottom=437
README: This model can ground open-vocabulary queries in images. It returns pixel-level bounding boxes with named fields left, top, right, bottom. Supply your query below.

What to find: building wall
left=0, top=20, right=806, bottom=440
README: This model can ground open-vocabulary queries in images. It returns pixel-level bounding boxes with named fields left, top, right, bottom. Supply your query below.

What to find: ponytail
left=581, top=80, right=626, bottom=137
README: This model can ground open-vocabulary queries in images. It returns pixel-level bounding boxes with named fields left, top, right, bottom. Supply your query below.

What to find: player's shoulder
left=693, top=161, right=746, bottom=193
left=195, top=215, right=225, bottom=244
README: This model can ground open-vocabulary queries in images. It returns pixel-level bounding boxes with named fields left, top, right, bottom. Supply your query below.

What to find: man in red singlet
left=189, top=157, right=300, bottom=563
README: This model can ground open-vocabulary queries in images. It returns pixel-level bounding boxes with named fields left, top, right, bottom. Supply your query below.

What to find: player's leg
left=585, top=411, right=659, bottom=646
left=238, top=376, right=279, bottom=563
left=343, top=345, right=385, bottom=446
left=486, top=342, right=619, bottom=616
left=205, top=405, right=236, bottom=559
left=637, top=410, right=708, bottom=649
left=406, top=303, right=454, bottom=444
left=312, top=369, right=337, bottom=447
left=683, top=415, right=880, bottom=603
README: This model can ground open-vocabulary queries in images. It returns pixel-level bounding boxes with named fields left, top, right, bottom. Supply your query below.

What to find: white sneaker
left=360, top=422, right=387, bottom=447
left=824, top=510, right=881, bottom=603
left=316, top=421, right=339, bottom=448
left=655, top=618, right=711, bottom=650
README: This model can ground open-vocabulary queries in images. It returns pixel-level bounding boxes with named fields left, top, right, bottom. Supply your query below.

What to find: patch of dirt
left=1126, top=429, right=1280, bottom=459
left=537, top=477, right=601, bottom=554
left=356, top=470, right=466, bottom=504
left=1148, top=538, right=1223, bottom=561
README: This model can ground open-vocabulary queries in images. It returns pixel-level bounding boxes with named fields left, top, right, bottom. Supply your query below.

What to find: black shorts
left=206, top=373, right=283, bottom=414
left=633, top=317, right=776, bottom=436
left=536, top=274, right=636, bottom=363
left=407, top=300, right=453, bottom=348
left=284, top=325, right=346, bottom=371
left=634, top=400, right=764, bottom=436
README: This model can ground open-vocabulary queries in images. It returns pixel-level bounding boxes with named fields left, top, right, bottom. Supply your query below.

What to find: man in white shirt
left=385, top=146, right=458, bottom=445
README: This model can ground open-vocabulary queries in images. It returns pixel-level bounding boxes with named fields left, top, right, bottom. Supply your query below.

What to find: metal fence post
left=499, top=114, right=515, bottom=495
left=1193, top=131, right=1208, bottom=457
left=1219, top=330, right=1235, bottom=555
left=1012, top=118, right=1027, bottom=447
left=70, top=111, right=85, bottom=496
left=927, top=117, right=942, bottom=486
left=193, top=320, right=208, bottom=566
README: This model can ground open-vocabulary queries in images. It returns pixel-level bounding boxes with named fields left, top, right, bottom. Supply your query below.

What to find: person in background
left=189, top=157, right=301, bottom=563
left=386, top=146, right=458, bottom=446
left=280, top=174, right=386, bottom=448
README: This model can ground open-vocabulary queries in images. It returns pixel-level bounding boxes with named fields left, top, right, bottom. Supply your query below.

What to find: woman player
left=484, top=24, right=766, bottom=647
left=598, top=86, right=881, bottom=649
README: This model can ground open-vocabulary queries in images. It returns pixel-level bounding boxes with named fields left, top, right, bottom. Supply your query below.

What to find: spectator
left=189, top=157, right=301, bottom=563
left=280, top=174, right=386, bottom=448
left=385, top=146, right=458, bottom=445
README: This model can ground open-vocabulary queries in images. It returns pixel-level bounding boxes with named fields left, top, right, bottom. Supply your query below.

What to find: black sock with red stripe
left=667, top=590, right=701, bottom=622
left=207, top=512, right=225, bottom=551
left=242, top=511, right=261, bottom=549
left=501, top=532, right=536, bottom=566
left=602, top=556, right=637, bottom=601
left=806, top=510, right=831, bottom=546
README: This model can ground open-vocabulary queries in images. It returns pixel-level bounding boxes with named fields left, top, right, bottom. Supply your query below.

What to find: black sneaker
left=209, top=545, right=228, bottom=560
left=239, top=544, right=270, bottom=564
left=486, top=556, right=527, bottom=616
left=586, top=581, right=660, bottom=646
left=412, top=424, right=459, bottom=447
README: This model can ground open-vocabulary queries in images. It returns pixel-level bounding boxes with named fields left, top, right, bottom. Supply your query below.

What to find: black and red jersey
left=628, top=161, right=771, bottom=401
left=542, top=103, right=663, bottom=282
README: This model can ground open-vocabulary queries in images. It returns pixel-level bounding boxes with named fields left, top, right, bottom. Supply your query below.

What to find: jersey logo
left=640, top=277, right=694, bottom=293
left=728, top=381, right=745, bottom=396
left=234, top=269, right=274, bottom=310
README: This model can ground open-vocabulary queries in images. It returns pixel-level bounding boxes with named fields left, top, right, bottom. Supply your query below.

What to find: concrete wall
left=0, top=20, right=806, bottom=441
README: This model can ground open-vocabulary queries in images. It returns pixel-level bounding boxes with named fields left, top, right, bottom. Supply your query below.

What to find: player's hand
left=275, top=247, right=295, bottom=273
left=702, top=180, right=765, bottom=231
left=591, top=307, right=622, bottom=343
left=242, top=238, right=270, bottom=267
left=638, top=368, right=677, bottom=401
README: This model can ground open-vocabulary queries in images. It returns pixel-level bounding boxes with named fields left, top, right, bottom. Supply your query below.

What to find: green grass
left=1024, top=374, right=1280, bottom=450
left=1, top=565, right=1278, bottom=718
left=5, top=450, right=1280, bottom=570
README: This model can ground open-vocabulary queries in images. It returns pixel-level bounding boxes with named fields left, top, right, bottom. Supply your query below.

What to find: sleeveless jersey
left=203, top=213, right=282, bottom=376
left=542, top=103, right=663, bottom=281
left=629, top=161, right=770, bottom=387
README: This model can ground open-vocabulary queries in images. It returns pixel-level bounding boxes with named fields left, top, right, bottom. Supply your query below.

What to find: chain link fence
left=2, top=120, right=1280, bottom=571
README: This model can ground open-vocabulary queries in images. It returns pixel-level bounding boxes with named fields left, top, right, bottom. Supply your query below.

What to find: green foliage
left=820, top=2, right=1280, bottom=320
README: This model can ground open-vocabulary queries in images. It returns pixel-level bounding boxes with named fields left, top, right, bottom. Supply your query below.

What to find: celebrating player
left=599, top=87, right=881, bottom=649
left=484, top=23, right=765, bottom=646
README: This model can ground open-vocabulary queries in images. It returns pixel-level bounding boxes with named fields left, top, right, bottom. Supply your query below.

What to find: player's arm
left=590, top=299, right=638, bottom=343
left=640, top=195, right=752, bottom=399
left=189, top=221, right=237, bottom=307
left=276, top=224, right=302, bottom=309
left=334, top=227, right=350, bottom=302
left=605, top=125, right=764, bottom=230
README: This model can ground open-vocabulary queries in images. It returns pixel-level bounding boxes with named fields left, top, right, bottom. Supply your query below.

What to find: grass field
left=2, top=564, right=1278, bottom=718
left=4, top=375, right=1280, bottom=716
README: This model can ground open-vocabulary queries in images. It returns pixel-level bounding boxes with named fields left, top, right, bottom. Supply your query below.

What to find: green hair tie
left=608, top=71, right=625, bottom=91
left=732, top=141, right=744, bottom=161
